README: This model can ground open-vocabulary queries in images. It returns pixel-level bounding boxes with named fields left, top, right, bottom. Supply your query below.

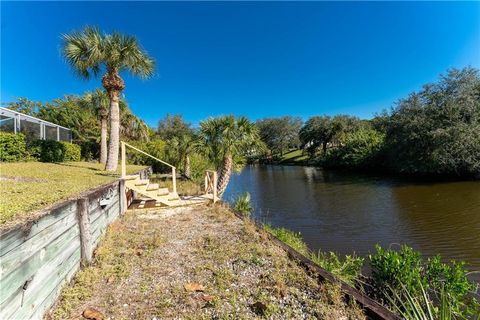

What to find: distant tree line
left=254, top=67, right=480, bottom=178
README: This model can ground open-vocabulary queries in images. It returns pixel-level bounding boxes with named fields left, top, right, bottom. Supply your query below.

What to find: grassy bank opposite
left=0, top=162, right=146, bottom=225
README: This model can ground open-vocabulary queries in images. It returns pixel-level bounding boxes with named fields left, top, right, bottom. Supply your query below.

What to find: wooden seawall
left=0, top=168, right=150, bottom=320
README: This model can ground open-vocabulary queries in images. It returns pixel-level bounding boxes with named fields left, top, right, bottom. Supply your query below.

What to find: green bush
left=0, top=132, right=28, bottom=162
left=310, top=251, right=364, bottom=286
left=369, top=244, right=479, bottom=318
left=322, top=128, right=385, bottom=169
left=233, top=192, right=253, bottom=217
left=31, top=140, right=81, bottom=162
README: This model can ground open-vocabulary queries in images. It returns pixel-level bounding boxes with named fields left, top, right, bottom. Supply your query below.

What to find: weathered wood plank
left=0, top=224, right=80, bottom=305
left=0, top=245, right=80, bottom=319
left=89, top=194, right=119, bottom=225
left=87, top=187, right=119, bottom=215
left=0, top=202, right=76, bottom=257
left=90, top=199, right=119, bottom=235
left=77, top=197, right=92, bottom=266
left=0, top=209, right=77, bottom=279
left=29, top=256, right=80, bottom=320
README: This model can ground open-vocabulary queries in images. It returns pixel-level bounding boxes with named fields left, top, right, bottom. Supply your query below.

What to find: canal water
left=224, top=165, right=480, bottom=281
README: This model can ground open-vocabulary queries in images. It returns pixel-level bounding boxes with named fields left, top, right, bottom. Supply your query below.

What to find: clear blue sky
left=2, top=1, right=479, bottom=127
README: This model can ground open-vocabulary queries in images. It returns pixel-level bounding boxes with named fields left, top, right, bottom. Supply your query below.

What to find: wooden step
left=123, top=175, right=139, bottom=181
left=135, top=179, right=149, bottom=186
left=157, top=188, right=169, bottom=196
left=146, top=183, right=159, bottom=191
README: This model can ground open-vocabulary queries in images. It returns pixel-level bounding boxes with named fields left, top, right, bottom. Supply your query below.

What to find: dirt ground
left=46, top=204, right=365, bottom=320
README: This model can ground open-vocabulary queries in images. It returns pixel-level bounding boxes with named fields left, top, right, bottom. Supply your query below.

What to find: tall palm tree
left=88, top=89, right=110, bottom=164
left=196, top=116, right=261, bottom=197
left=62, top=26, right=155, bottom=171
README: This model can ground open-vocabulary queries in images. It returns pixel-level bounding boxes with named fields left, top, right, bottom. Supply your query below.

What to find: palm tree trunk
left=100, top=116, right=108, bottom=165
left=217, top=153, right=233, bottom=197
left=105, top=91, right=120, bottom=171
left=184, top=155, right=191, bottom=178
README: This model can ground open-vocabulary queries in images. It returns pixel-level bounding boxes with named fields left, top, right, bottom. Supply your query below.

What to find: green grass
left=0, top=162, right=147, bottom=226
left=279, top=149, right=309, bottom=164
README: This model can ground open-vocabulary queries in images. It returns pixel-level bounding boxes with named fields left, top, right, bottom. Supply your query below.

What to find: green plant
left=263, top=224, right=309, bottom=255
left=322, top=128, right=385, bottom=169
left=30, top=140, right=81, bottom=162
left=369, top=245, right=479, bottom=318
left=0, top=132, right=28, bottom=162
left=386, top=283, right=453, bottom=320
left=233, top=192, right=253, bottom=217
left=264, top=224, right=364, bottom=285
left=310, top=251, right=364, bottom=286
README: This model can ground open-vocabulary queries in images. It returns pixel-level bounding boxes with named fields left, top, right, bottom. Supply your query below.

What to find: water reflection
left=224, top=165, right=480, bottom=282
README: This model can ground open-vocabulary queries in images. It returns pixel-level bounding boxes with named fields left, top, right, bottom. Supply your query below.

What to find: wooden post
left=76, top=197, right=92, bottom=266
left=204, top=173, right=208, bottom=193
left=119, top=179, right=127, bottom=214
left=121, top=141, right=126, bottom=178
left=212, top=171, right=218, bottom=203
left=172, top=167, right=177, bottom=195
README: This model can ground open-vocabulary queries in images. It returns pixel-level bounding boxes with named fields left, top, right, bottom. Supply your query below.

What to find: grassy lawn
left=0, top=162, right=147, bottom=226
left=279, top=149, right=309, bottom=164
left=48, top=205, right=364, bottom=319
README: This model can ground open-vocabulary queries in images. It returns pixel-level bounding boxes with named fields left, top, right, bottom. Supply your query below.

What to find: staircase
left=121, top=141, right=218, bottom=208
left=124, top=174, right=180, bottom=206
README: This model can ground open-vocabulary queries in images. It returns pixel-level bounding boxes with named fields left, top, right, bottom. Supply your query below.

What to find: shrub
left=369, top=244, right=479, bottom=318
left=310, top=251, right=364, bottom=286
left=233, top=192, right=253, bottom=217
left=322, top=128, right=385, bottom=169
left=31, top=140, right=81, bottom=162
left=0, top=132, right=28, bottom=162
left=127, top=139, right=168, bottom=172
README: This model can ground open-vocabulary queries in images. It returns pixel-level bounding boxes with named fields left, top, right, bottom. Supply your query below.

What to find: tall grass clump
left=310, top=251, right=364, bottom=286
left=264, top=224, right=309, bottom=256
left=263, top=224, right=363, bottom=285
left=233, top=192, right=253, bottom=217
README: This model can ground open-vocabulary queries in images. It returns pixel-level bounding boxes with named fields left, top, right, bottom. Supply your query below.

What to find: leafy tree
left=256, top=116, right=302, bottom=156
left=323, top=128, right=385, bottom=169
left=196, top=116, right=261, bottom=197
left=380, top=67, right=480, bottom=176
left=299, top=115, right=363, bottom=156
left=62, top=26, right=155, bottom=171
left=6, top=94, right=150, bottom=160
left=157, top=114, right=192, bottom=140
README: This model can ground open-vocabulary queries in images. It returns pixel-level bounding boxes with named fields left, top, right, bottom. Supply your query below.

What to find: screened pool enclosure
left=0, top=107, right=72, bottom=142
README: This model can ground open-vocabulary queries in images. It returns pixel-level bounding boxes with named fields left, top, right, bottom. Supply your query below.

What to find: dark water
left=224, top=165, right=480, bottom=281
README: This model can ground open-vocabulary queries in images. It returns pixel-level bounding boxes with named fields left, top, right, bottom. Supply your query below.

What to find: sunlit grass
left=0, top=162, right=146, bottom=225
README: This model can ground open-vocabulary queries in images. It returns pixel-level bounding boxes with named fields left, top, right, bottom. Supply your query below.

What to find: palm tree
left=196, top=116, right=261, bottom=197
left=88, top=89, right=110, bottom=164
left=62, top=26, right=155, bottom=171
left=168, top=134, right=194, bottom=178
left=119, top=100, right=151, bottom=142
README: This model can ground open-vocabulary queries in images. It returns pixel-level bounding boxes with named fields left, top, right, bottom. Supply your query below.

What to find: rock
left=82, top=308, right=104, bottom=320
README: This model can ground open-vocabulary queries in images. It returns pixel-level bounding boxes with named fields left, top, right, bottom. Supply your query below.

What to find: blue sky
left=2, top=1, right=479, bottom=127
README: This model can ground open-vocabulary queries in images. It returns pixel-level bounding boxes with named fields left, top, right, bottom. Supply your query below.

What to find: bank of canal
left=224, top=165, right=480, bottom=282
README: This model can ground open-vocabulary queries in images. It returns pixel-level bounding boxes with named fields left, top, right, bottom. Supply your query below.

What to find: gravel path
left=47, top=204, right=365, bottom=319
